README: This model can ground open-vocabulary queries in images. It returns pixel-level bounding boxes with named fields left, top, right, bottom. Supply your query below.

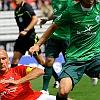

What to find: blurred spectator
left=30, top=0, right=37, bottom=9
left=10, top=0, right=16, bottom=9
left=40, top=0, right=52, bottom=18
left=24, top=0, right=30, bottom=4
left=48, top=0, right=52, bottom=5
left=1, top=0, right=10, bottom=11
left=96, top=0, right=100, bottom=2
left=0, top=0, right=2, bottom=10
left=35, top=0, right=43, bottom=9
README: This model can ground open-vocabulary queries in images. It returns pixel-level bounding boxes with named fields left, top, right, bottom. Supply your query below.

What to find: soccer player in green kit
left=29, top=0, right=100, bottom=99
left=39, top=0, right=75, bottom=94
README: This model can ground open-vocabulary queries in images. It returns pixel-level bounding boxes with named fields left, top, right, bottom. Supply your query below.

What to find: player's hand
left=19, top=31, right=27, bottom=36
left=0, top=79, right=19, bottom=85
left=0, top=80, right=19, bottom=86
left=40, top=17, right=48, bottom=28
left=28, top=45, right=40, bottom=56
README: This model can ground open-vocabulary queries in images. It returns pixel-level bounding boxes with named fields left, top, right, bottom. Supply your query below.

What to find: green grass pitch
left=31, top=75, right=100, bottom=100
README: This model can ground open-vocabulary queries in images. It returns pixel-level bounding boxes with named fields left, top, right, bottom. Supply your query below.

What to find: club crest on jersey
left=19, top=17, right=23, bottom=22
left=95, top=15, right=100, bottom=23
left=9, top=77, right=14, bottom=80
left=58, top=4, right=62, bottom=10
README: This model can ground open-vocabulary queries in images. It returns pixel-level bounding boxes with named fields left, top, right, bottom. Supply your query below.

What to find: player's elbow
left=32, top=16, right=38, bottom=24
left=51, top=23, right=59, bottom=32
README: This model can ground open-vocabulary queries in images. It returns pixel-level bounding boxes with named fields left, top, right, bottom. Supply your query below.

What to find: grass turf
left=31, top=75, right=100, bottom=100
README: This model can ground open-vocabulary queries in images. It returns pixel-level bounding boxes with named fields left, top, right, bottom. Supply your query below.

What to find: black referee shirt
left=15, top=1, right=36, bottom=35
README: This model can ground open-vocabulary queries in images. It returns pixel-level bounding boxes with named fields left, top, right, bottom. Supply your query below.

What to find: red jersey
left=0, top=65, right=42, bottom=100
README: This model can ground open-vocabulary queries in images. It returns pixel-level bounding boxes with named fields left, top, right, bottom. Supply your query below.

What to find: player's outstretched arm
left=29, top=22, right=58, bottom=56
left=0, top=67, right=44, bottom=85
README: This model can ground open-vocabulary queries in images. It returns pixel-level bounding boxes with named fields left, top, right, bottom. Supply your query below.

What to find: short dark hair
left=79, top=0, right=97, bottom=4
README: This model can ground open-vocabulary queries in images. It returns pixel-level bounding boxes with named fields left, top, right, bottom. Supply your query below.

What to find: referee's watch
left=24, top=29, right=28, bottom=32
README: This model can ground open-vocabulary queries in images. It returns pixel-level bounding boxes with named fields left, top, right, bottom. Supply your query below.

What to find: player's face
left=81, top=0, right=94, bottom=8
left=0, top=50, right=10, bottom=74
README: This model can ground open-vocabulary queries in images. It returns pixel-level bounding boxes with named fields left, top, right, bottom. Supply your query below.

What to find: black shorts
left=14, top=33, right=41, bottom=56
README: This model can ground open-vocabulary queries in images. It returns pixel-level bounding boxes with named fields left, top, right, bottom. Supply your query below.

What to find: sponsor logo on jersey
left=57, top=14, right=62, bottom=20
left=77, top=25, right=96, bottom=35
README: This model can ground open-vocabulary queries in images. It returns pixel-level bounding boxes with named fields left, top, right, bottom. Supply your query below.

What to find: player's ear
left=8, top=58, right=10, bottom=64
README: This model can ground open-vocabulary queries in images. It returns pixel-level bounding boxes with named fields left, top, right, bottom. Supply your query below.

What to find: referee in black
left=11, top=0, right=45, bottom=67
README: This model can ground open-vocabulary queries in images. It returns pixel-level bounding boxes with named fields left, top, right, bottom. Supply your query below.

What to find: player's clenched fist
left=28, top=45, right=40, bottom=56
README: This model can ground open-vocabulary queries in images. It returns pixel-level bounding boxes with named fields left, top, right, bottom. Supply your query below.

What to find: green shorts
left=58, top=55, right=100, bottom=87
left=45, top=38, right=69, bottom=60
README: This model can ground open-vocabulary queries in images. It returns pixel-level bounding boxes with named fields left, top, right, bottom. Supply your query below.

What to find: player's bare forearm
left=0, top=67, right=44, bottom=85
left=28, top=23, right=58, bottom=56
left=25, top=16, right=38, bottom=31
left=37, top=23, right=58, bottom=47
left=17, top=67, right=44, bottom=84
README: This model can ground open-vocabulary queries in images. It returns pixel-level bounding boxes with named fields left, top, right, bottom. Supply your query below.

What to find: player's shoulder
left=24, top=2, right=32, bottom=9
left=96, top=2, right=100, bottom=10
left=65, top=2, right=79, bottom=12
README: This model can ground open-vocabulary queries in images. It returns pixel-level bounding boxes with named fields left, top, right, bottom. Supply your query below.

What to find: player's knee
left=59, top=90, right=68, bottom=98
left=59, top=86, right=70, bottom=98
left=45, top=58, right=54, bottom=66
left=59, top=78, right=72, bottom=97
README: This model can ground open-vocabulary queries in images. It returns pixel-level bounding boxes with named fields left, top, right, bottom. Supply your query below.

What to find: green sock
left=42, top=66, right=53, bottom=91
left=56, top=92, right=68, bottom=100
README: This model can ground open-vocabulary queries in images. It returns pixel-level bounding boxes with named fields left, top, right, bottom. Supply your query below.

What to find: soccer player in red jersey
left=0, top=49, right=73, bottom=100
left=0, top=49, right=55, bottom=100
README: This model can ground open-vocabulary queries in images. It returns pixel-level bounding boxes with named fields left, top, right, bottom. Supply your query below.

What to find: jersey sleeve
left=14, top=65, right=36, bottom=77
left=54, top=7, right=71, bottom=27
left=25, top=3, right=36, bottom=17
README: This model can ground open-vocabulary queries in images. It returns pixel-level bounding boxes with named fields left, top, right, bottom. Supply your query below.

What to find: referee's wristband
left=24, top=29, right=28, bottom=32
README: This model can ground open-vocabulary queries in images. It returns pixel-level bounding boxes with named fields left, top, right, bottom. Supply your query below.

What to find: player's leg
left=85, top=55, right=100, bottom=86
left=56, top=78, right=72, bottom=100
left=90, top=77, right=98, bottom=86
left=29, top=33, right=45, bottom=66
left=56, top=60, right=86, bottom=100
left=52, top=68, right=59, bottom=88
left=53, top=40, right=69, bottom=88
left=40, top=38, right=61, bottom=92
left=11, top=51, right=23, bottom=67
left=40, top=57, right=55, bottom=94
left=11, top=37, right=25, bottom=68
left=34, top=53, right=45, bottom=66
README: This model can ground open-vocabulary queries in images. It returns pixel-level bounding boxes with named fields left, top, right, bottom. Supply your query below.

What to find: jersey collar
left=16, top=1, right=25, bottom=14
left=75, top=2, right=93, bottom=15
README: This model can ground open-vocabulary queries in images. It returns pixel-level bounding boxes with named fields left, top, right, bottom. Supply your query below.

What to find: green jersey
left=51, top=0, right=74, bottom=40
left=54, top=2, right=100, bottom=61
